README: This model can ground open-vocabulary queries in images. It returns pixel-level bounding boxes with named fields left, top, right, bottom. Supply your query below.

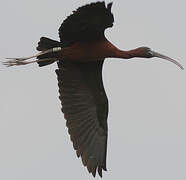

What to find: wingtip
left=107, top=2, right=113, bottom=11
left=103, top=166, right=107, bottom=171
left=92, top=168, right=97, bottom=177
left=98, top=166, right=103, bottom=178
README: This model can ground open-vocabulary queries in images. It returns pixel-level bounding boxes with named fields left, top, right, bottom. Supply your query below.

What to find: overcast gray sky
left=0, top=0, right=186, bottom=179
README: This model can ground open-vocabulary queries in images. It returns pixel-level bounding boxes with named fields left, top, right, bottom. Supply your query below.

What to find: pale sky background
left=0, top=0, right=186, bottom=179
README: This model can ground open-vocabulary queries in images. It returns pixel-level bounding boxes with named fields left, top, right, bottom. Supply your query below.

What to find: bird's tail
left=3, top=37, right=62, bottom=67
left=36, top=37, right=61, bottom=67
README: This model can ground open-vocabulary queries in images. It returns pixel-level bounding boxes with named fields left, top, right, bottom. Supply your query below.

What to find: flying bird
left=3, top=1, right=184, bottom=177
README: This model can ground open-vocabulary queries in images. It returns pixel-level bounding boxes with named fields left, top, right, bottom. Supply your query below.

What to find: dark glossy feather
left=56, top=60, right=109, bottom=177
left=58, top=2, right=114, bottom=42
left=36, top=37, right=71, bottom=67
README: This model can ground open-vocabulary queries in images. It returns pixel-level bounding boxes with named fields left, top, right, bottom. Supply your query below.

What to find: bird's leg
left=2, top=58, right=58, bottom=67
left=5, top=49, right=55, bottom=62
left=3, top=47, right=61, bottom=67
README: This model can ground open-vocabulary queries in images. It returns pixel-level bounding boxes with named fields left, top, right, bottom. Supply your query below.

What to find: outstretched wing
left=56, top=60, right=109, bottom=177
left=58, top=2, right=114, bottom=42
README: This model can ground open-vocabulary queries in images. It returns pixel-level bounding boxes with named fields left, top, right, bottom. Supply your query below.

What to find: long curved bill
left=151, top=51, right=184, bottom=70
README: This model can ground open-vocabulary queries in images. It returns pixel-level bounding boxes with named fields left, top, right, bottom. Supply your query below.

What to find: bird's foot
left=3, top=47, right=62, bottom=67
left=2, top=58, right=33, bottom=67
left=2, top=57, right=59, bottom=67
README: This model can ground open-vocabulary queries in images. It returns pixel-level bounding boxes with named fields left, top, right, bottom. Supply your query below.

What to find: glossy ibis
left=3, top=1, right=184, bottom=177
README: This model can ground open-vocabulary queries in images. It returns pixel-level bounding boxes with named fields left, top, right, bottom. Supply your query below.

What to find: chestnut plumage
left=3, top=1, right=184, bottom=177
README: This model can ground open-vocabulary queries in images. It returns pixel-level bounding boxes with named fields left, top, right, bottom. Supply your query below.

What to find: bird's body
left=3, top=1, right=184, bottom=178
left=60, top=38, right=114, bottom=61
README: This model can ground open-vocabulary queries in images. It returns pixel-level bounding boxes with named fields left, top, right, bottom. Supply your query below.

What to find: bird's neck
left=112, top=48, right=147, bottom=59
left=104, top=40, right=147, bottom=59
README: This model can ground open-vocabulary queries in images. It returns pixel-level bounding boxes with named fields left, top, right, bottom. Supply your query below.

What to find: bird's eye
left=146, top=48, right=153, bottom=57
left=148, top=51, right=153, bottom=56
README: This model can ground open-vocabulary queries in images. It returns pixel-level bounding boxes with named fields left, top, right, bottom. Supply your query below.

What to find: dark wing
left=56, top=60, right=108, bottom=177
left=58, top=2, right=114, bottom=42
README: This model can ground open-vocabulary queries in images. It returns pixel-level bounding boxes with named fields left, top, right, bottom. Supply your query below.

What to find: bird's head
left=135, top=47, right=184, bottom=70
